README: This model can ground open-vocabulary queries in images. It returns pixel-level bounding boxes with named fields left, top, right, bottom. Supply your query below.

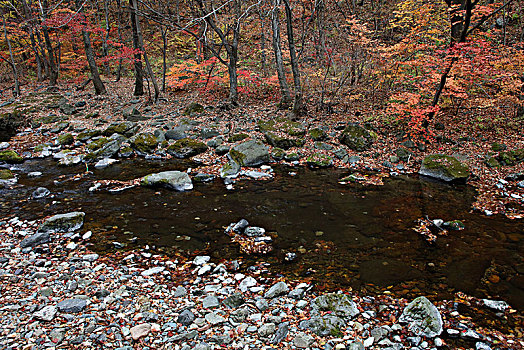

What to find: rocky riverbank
left=0, top=212, right=522, bottom=350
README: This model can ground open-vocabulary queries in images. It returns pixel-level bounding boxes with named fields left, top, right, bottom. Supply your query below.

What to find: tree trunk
left=283, top=0, right=305, bottom=116
left=76, top=0, right=106, bottom=94
left=102, top=0, right=111, bottom=76
left=161, top=27, right=168, bottom=92
left=2, top=12, right=20, bottom=96
left=129, top=0, right=144, bottom=95
left=115, top=0, right=124, bottom=82
left=131, top=0, right=159, bottom=102
left=42, top=0, right=58, bottom=86
left=271, top=0, right=291, bottom=109
left=228, top=26, right=239, bottom=105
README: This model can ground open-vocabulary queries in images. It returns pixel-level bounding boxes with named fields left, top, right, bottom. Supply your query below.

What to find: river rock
left=58, top=154, right=83, bottom=166
left=95, top=157, right=118, bottom=168
left=220, top=160, right=241, bottom=178
left=258, top=323, right=276, bottom=337
left=140, top=171, right=193, bottom=191
left=165, top=128, right=187, bottom=140
left=33, top=305, right=58, bottom=321
left=264, top=132, right=304, bottom=150
left=264, top=281, right=289, bottom=298
left=104, top=121, right=139, bottom=137
left=38, top=212, right=85, bottom=233
left=419, top=154, right=470, bottom=182
left=311, top=293, right=359, bottom=318
left=338, top=124, right=376, bottom=152
left=166, top=138, right=207, bottom=158
left=178, top=309, right=195, bottom=326
left=229, top=139, right=269, bottom=167
left=130, top=323, right=151, bottom=340
left=32, top=187, right=50, bottom=199
left=57, top=298, right=87, bottom=313
left=399, top=296, right=443, bottom=338
left=20, top=231, right=50, bottom=248
left=300, top=315, right=345, bottom=336
left=482, top=299, right=509, bottom=312
left=294, top=332, right=314, bottom=348
left=202, top=295, right=219, bottom=308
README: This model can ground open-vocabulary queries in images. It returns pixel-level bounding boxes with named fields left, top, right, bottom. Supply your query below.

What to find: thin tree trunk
left=283, top=0, right=305, bottom=116
left=42, top=0, right=59, bottom=86
left=271, top=0, right=291, bottom=109
left=102, top=0, right=111, bottom=75
left=76, top=0, right=106, bottom=94
left=131, top=0, right=159, bottom=101
left=115, top=0, right=124, bottom=81
left=2, top=12, right=20, bottom=96
left=228, top=26, right=239, bottom=105
left=161, top=27, right=168, bottom=92
left=129, top=0, right=144, bottom=95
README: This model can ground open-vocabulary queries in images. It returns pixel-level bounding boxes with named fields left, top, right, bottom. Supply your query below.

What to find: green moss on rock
left=306, top=153, right=333, bottom=168
left=309, top=128, right=327, bottom=141
left=228, top=133, right=249, bottom=143
left=87, top=138, right=109, bottom=152
left=338, top=124, right=376, bottom=152
left=184, top=102, right=204, bottom=116
left=419, top=154, right=470, bottom=182
left=166, top=138, right=207, bottom=158
left=0, top=169, right=14, bottom=179
left=264, top=132, right=305, bottom=150
left=58, top=133, right=74, bottom=146
left=0, top=150, right=23, bottom=164
left=485, top=157, right=500, bottom=168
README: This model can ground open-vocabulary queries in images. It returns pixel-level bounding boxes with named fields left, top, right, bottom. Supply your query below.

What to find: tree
left=75, top=0, right=107, bottom=95
left=271, top=0, right=292, bottom=109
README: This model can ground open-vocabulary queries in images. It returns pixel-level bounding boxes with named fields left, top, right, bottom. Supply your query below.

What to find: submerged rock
left=140, top=171, right=193, bottom=191
left=399, top=296, right=443, bottom=338
left=419, top=154, right=470, bottom=182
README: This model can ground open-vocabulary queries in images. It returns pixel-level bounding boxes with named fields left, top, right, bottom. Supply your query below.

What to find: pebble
left=33, top=305, right=58, bottom=321
left=202, top=295, right=219, bottom=308
left=141, top=266, right=165, bottom=277
left=130, top=323, right=151, bottom=340
left=57, top=298, right=87, bottom=313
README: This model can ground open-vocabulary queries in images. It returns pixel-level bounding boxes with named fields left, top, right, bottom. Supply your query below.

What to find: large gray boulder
left=38, top=212, right=85, bottom=234
left=311, top=293, right=359, bottom=318
left=338, top=124, right=376, bottom=152
left=229, top=139, right=269, bottom=167
left=140, top=171, right=193, bottom=191
left=130, top=132, right=159, bottom=155
left=299, top=315, right=345, bottom=337
left=166, top=138, right=208, bottom=159
left=399, top=296, right=443, bottom=338
left=419, top=154, right=470, bottom=182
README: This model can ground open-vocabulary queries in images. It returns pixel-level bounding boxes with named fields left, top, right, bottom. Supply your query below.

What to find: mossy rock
left=87, top=137, right=109, bottom=152
left=130, top=133, right=159, bottom=155
left=309, top=128, right=328, bottom=141
left=498, top=151, right=517, bottom=166
left=264, top=132, right=305, bottom=150
left=86, top=112, right=100, bottom=119
left=443, top=220, right=465, bottom=230
left=36, top=115, right=63, bottom=125
left=271, top=148, right=285, bottom=161
left=228, top=133, right=249, bottom=143
left=184, top=102, right=204, bottom=116
left=104, top=121, right=139, bottom=137
left=0, top=169, right=14, bottom=180
left=0, top=110, right=25, bottom=141
left=284, top=152, right=301, bottom=162
left=77, top=130, right=102, bottom=142
left=257, top=120, right=276, bottom=133
left=229, top=139, right=269, bottom=166
left=395, top=147, right=413, bottom=162
left=306, top=153, right=333, bottom=168
left=485, top=157, right=500, bottom=168
left=58, top=133, right=74, bottom=146
left=166, top=138, right=207, bottom=159
left=338, top=124, right=376, bottom=152
left=491, top=142, right=507, bottom=152
left=0, top=150, right=23, bottom=164
left=419, top=154, right=470, bottom=182
left=220, top=159, right=241, bottom=178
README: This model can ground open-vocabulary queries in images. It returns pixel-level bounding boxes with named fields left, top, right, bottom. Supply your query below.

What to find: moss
left=491, top=142, right=507, bottom=152
left=228, top=148, right=246, bottom=165
left=421, top=154, right=470, bottom=179
left=166, top=137, right=207, bottom=158
left=0, top=150, right=23, bottom=164
left=338, top=124, right=375, bottom=152
left=77, top=130, right=102, bottom=142
left=498, top=151, right=516, bottom=166
left=131, top=133, right=159, bottom=154
left=264, top=132, right=304, bottom=149
left=86, top=112, right=99, bottom=119
left=228, top=133, right=249, bottom=143
left=306, top=153, right=333, bottom=168
left=257, top=119, right=276, bottom=132
left=87, top=137, right=109, bottom=151
left=0, top=169, right=14, bottom=180
left=58, top=133, right=74, bottom=146
left=37, top=115, right=63, bottom=124
left=271, top=148, right=285, bottom=161
left=309, top=128, right=327, bottom=141
left=485, top=157, right=500, bottom=168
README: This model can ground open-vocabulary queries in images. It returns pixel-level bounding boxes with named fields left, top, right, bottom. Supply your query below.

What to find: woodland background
left=0, top=0, right=523, bottom=140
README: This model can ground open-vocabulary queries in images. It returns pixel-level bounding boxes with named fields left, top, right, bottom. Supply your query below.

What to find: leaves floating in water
left=412, top=217, right=448, bottom=244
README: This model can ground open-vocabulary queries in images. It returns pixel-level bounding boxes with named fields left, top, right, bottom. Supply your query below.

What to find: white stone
left=193, top=255, right=210, bottom=266
left=141, top=266, right=165, bottom=277
left=130, top=323, right=151, bottom=340
left=363, top=337, right=374, bottom=347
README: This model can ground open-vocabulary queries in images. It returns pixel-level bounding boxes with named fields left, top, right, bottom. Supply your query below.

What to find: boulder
left=0, top=109, right=25, bottom=141
left=220, top=160, right=241, bottom=178
left=311, top=293, right=359, bottom=318
left=399, top=296, right=443, bottom=338
left=104, top=121, right=139, bottom=137
left=140, top=171, right=193, bottom=191
left=309, top=128, right=328, bottom=141
left=57, top=298, right=87, bottom=313
left=130, top=132, right=158, bottom=155
left=184, top=102, right=204, bottom=116
left=57, top=133, right=74, bottom=146
left=20, top=231, right=50, bottom=248
left=419, top=154, right=470, bottom=182
left=299, top=315, right=345, bottom=337
left=338, top=124, right=376, bottom=151
left=166, top=138, right=207, bottom=158
left=264, top=281, right=289, bottom=298
left=38, top=212, right=85, bottom=234
left=229, top=139, right=269, bottom=167
left=165, top=128, right=188, bottom=140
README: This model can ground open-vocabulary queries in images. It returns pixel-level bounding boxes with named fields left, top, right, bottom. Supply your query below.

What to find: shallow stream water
left=1, top=158, right=523, bottom=311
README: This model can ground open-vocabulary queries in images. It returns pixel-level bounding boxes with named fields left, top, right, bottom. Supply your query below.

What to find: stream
left=1, top=158, right=523, bottom=311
